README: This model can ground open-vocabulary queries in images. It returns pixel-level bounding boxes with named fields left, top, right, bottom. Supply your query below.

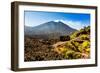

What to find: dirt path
left=52, top=37, right=80, bottom=48
left=52, top=41, right=67, bottom=48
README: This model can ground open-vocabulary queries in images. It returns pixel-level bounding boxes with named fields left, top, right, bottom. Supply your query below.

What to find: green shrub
left=82, top=41, right=90, bottom=48
left=80, top=34, right=89, bottom=40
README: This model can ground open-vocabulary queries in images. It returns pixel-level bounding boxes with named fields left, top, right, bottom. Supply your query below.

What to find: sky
left=24, top=11, right=90, bottom=30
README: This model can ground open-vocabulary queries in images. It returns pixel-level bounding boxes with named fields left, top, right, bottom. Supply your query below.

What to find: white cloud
left=54, top=20, right=61, bottom=22
left=54, top=19, right=89, bottom=30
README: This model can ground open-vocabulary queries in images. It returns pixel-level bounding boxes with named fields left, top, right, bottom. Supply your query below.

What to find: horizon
left=24, top=11, right=90, bottom=30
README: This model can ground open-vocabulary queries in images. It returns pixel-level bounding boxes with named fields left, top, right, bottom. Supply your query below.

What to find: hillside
left=53, top=26, right=90, bottom=59
left=24, top=25, right=90, bottom=61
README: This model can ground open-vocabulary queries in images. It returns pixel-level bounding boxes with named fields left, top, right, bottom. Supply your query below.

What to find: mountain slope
left=25, top=21, right=77, bottom=39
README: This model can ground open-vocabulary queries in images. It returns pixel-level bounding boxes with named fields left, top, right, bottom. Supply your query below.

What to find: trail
left=52, top=37, right=83, bottom=48
left=53, top=41, right=67, bottom=48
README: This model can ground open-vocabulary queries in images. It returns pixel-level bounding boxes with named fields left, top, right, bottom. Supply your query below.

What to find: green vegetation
left=54, top=26, right=90, bottom=59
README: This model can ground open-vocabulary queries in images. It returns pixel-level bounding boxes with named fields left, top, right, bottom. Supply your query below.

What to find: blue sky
left=24, top=11, right=90, bottom=30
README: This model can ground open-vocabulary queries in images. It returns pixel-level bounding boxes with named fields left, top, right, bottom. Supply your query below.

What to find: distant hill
left=25, top=21, right=77, bottom=39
